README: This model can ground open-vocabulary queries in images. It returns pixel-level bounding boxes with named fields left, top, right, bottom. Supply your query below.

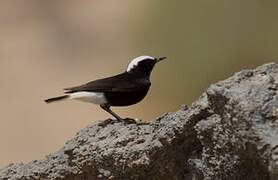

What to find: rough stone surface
left=0, top=63, right=278, bottom=180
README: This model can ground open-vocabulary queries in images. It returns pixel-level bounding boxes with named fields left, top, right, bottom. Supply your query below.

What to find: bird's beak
left=157, top=57, right=167, bottom=62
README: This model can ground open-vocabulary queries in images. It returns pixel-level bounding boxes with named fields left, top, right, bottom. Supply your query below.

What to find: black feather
left=45, top=95, right=69, bottom=103
left=64, top=72, right=150, bottom=93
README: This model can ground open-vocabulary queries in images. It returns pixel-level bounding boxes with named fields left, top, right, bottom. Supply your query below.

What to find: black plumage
left=45, top=56, right=166, bottom=122
left=64, top=72, right=151, bottom=106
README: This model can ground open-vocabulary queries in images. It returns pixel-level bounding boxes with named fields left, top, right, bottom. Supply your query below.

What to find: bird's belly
left=104, top=89, right=149, bottom=106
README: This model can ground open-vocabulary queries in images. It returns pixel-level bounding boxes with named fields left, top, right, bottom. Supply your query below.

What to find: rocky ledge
left=0, top=63, right=278, bottom=180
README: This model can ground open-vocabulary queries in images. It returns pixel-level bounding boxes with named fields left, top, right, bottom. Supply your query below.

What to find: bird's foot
left=120, top=118, right=137, bottom=124
left=98, top=118, right=148, bottom=127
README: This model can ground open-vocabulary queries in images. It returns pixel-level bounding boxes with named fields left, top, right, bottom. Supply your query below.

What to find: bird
left=45, top=55, right=166, bottom=122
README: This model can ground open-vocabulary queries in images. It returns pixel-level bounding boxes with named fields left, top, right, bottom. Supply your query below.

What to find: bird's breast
left=104, top=88, right=150, bottom=106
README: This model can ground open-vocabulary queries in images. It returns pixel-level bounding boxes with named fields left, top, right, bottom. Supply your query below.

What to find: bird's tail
left=44, top=95, right=70, bottom=103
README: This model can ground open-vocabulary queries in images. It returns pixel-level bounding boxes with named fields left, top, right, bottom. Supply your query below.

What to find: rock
left=0, top=63, right=277, bottom=180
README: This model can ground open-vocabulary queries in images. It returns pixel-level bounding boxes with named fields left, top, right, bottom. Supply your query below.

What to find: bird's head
left=126, top=55, right=166, bottom=77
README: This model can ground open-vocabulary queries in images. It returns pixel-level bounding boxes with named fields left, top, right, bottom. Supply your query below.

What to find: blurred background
left=0, top=0, right=277, bottom=166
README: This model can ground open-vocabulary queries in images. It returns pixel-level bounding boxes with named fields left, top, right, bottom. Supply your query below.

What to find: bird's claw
left=120, top=118, right=137, bottom=124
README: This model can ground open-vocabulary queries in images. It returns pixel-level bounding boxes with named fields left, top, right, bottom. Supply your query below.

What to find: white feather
left=126, top=55, right=155, bottom=72
left=69, top=92, right=108, bottom=104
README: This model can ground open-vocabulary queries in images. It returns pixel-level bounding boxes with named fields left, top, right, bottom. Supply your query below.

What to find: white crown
left=126, top=55, right=155, bottom=72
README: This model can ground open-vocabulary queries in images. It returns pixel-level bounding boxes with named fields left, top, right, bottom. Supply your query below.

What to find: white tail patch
left=69, top=92, right=108, bottom=105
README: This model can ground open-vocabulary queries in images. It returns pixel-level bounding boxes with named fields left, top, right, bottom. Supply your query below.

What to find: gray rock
left=0, top=63, right=277, bottom=180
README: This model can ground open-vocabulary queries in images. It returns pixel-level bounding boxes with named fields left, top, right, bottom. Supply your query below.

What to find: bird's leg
left=100, top=104, right=123, bottom=121
left=100, top=104, right=137, bottom=124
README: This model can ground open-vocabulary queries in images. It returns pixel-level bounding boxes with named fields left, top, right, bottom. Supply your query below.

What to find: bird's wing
left=64, top=73, right=150, bottom=93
